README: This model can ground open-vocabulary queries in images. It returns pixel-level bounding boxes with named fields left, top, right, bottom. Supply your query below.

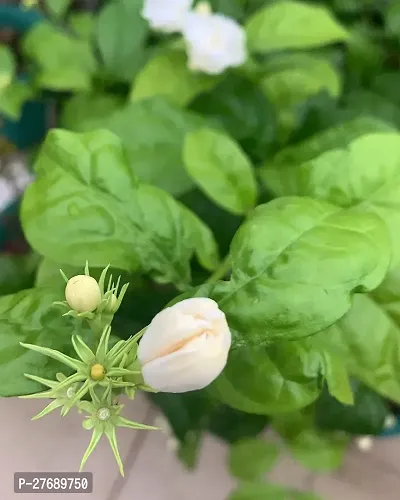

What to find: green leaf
left=183, top=127, right=258, bottom=215
left=262, top=133, right=400, bottom=266
left=326, top=291, right=400, bottom=403
left=61, top=97, right=200, bottom=197
left=68, top=13, right=96, bottom=40
left=189, top=73, right=277, bottom=162
left=0, top=254, right=39, bottom=296
left=44, top=0, right=71, bottom=19
left=228, top=482, right=287, bottom=500
left=22, top=22, right=96, bottom=91
left=131, top=49, right=219, bottom=106
left=95, top=0, right=148, bottom=82
left=259, top=54, right=342, bottom=140
left=229, top=439, right=279, bottom=480
left=386, top=1, right=400, bottom=38
left=0, top=44, right=15, bottom=90
left=61, top=92, right=124, bottom=132
left=245, top=1, right=349, bottom=53
left=0, top=81, right=35, bottom=120
left=180, top=206, right=220, bottom=271
left=207, top=197, right=390, bottom=344
left=315, top=380, right=388, bottom=436
left=0, top=288, right=88, bottom=397
left=209, top=343, right=322, bottom=415
left=261, top=117, right=394, bottom=190
left=274, top=411, right=348, bottom=472
left=21, top=129, right=207, bottom=287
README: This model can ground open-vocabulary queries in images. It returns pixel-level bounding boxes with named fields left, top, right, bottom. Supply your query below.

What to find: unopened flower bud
left=137, top=298, right=231, bottom=393
left=90, top=363, right=105, bottom=381
left=65, top=275, right=101, bottom=313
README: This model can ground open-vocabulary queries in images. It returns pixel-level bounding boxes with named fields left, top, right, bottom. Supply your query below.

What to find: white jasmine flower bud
left=182, top=5, right=247, bottom=75
left=142, top=0, right=193, bottom=33
left=137, top=298, right=231, bottom=393
left=355, top=436, right=374, bottom=452
left=65, top=275, right=102, bottom=313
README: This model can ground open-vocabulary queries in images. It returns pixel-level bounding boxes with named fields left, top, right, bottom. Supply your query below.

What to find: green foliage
left=183, top=127, right=258, bottom=214
left=245, top=1, right=349, bottom=53
left=0, top=44, right=15, bottom=90
left=95, top=0, right=148, bottom=82
left=229, top=439, right=279, bottom=480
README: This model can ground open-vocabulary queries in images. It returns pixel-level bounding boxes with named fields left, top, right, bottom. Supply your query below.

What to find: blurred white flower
left=142, top=0, right=193, bottom=33
left=137, top=298, right=231, bottom=393
left=182, top=2, right=247, bottom=74
left=355, top=436, right=374, bottom=452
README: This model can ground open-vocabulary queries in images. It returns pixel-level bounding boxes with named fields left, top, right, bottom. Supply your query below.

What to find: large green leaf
left=0, top=288, right=88, bottom=397
left=183, top=128, right=258, bottom=215
left=261, top=133, right=400, bottom=265
left=206, top=197, right=390, bottom=344
left=131, top=48, right=218, bottom=106
left=44, top=0, right=71, bottom=19
left=326, top=291, right=400, bottom=403
left=261, top=117, right=394, bottom=186
left=61, top=97, right=201, bottom=197
left=274, top=411, right=348, bottom=472
left=245, top=1, right=349, bottom=53
left=0, top=44, right=15, bottom=90
left=315, top=380, right=388, bottom=435
left=95, top=0, right=147, bottom=82
left=209, top=343, right=323, bottom=415
left=228, top=482, right=287, bottom=500
left=229, top=439, right=279, bottom=480
left=21, top=129, right=217, bottom=287
left=22, top=22, right=97, bottom=91
left=0, top=81, right=35, bottom=120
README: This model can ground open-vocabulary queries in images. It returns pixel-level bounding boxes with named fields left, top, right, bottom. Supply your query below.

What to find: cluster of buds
left=20, top=263, right=158, bottom=476
left=19, top=262, right=232, bottom=476
left=54, top=262, right=129, bottom=333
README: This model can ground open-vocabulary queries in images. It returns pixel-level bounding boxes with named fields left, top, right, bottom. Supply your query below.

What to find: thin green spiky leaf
left=56, top=373, right=67, bottom=382
left=19, top=388, right=54, bottom=399
left=114, top=275, right=121, bottom=294
left=53, top=372, right=86, bottom=394
left=80, top=428, right=103, bottom=472
left=110, top=380, right=137, bottom=388
left=98, top=264, right=110, bottom=296
left=96, top=325, right=111, bottom=363
left=106, top=273, right=113, bottom=293
left=62, top=310, right=78, bottom=318
left=72, top=335, right=95, bottom=364
left=115, top=283, right=129, bottom=310
left=106, top=340, right=127, bottom=364
left=23, top=373, right=59, bottom=389
left=62, top=379, right=91, bottom=416
left=20, top=343, right=85, bottom=371
left=59, top=269, right=69, bottom=283
left=118, top=416, right=159, bottom=431
left=32, top=400, right=63, bottom=420
left=125, top=387, right=136, bottom=400
left=137, top=383, right=158, bottom=393
left=105, top=426, right=124, bottom=477
left=106, top=368, right=141, bottom=378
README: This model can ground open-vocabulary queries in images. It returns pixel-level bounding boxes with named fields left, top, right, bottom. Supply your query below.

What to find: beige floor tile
left=0, top=393, right=150, bottom=500
left=269, top=454, right=314, bottom=491
left=313, top=475, right=377, bottom=500
left=116, top=425, right=235, bottom=500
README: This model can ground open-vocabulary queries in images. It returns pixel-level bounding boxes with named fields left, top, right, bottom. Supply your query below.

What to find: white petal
left=141, top=330, right=230, bottom=392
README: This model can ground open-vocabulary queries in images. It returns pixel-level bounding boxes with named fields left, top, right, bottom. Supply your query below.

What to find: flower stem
left=205, top=255, right=231, bottom=284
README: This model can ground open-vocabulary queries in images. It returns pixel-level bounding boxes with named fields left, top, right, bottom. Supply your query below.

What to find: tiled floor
left=1, top=395, right=400, bottom=499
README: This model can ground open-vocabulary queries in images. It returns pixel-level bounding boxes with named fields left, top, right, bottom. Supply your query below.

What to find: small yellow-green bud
left=90, top=363, right=105, bottom=381
left=65, top=275, right=101, bottom=313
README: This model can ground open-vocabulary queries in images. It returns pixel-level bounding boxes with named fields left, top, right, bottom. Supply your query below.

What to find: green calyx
left=54, top=262, right=129, bottom=330
left=20, top=325, right=145, bottom=416
left=78, top=388, right=158, bottom=477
